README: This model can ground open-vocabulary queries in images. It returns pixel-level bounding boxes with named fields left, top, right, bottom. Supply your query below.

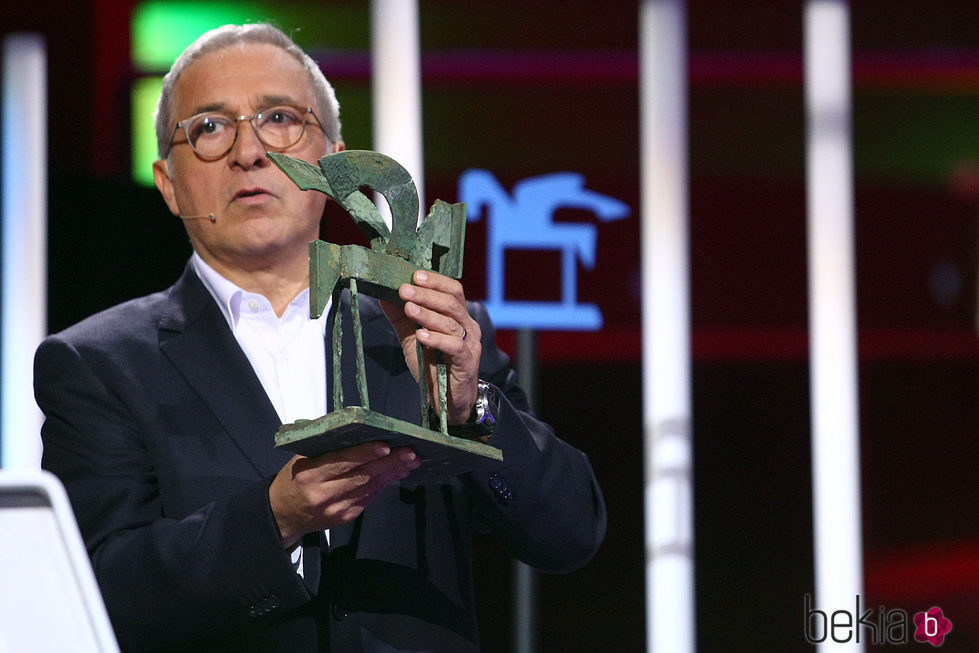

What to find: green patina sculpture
left=268, top=150, right=501, bottom=483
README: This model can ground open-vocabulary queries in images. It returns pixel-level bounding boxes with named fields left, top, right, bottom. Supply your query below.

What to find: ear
left=153, top=159, right=180, bottom=216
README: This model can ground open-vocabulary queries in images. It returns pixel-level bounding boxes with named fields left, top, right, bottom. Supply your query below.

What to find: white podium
left=0, top=469, right=119, bottom=652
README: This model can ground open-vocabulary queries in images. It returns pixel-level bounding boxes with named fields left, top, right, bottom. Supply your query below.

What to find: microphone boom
left=179, top=213, right=216, bottom=222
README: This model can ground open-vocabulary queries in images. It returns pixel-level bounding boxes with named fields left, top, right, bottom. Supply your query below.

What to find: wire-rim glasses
left=168, top=105, right=324, bottom=160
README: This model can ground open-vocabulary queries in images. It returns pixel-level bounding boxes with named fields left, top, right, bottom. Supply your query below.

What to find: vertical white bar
left=640, top=2, right=694, bottom=653
left=2, top=34, right=48, bottom=470
left=370, top=0, right=424, bottom=225
left=804, top=2, right=863, bottom=650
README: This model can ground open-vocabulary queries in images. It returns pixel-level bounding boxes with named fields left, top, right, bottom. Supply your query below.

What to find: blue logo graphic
left=460, top=169, right=630, bottom=331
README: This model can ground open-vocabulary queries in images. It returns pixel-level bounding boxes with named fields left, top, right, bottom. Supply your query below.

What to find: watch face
left=474, top=394, right=488, bottom=425
left=477, top=381, right=497, bottom=426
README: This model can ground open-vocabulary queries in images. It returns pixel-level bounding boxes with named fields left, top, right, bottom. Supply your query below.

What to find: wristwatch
left=448, top=379, right=498, bottom=441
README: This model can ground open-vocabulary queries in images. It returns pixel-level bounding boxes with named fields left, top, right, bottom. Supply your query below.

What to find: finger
left=412, top=269, right=463, bottom=297
left=415, top=324, right=479, bottom=358
left=400, top=287, right=467, bottom=328
left=348, top=446, right=420, bottom=483
left=399, top=284, right=475, bottom=340
left=294, top=441, right=393, bottom=480
left=378, top=298, right=414, bottom=333
left=404, top=301, right=473, bottom=344
left=335, top=447, right=420, bottom=499
left=317, top=448, right=421, bottom=522
left=400, top=272, right=469, bottom=323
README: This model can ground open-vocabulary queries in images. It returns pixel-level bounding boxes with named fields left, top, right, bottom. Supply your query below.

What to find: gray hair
left=154, top=23, right=342, bottom=159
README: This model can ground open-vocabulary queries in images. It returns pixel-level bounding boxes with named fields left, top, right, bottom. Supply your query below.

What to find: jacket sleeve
left=34, top=335, right=313, bottom=652
left=461, top=302, right=607, bottom=573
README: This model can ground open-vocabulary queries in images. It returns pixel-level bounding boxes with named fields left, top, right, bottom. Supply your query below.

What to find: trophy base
left=274, top=406, right=503, bottom=485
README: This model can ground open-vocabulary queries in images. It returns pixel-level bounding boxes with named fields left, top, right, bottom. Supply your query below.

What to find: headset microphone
left=166, top=165, right=216, bottom=223
left=178, top=213, right=216, bottom=222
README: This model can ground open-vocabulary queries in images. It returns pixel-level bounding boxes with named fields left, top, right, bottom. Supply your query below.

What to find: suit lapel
left=158, top=264, right=290, bottom=478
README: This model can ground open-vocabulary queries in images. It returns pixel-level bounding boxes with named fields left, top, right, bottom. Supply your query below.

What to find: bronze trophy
left=268, top=150, right=501, bottom=483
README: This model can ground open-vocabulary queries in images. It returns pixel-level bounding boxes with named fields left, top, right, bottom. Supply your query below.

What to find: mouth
left=233, top=187, right=272, bottom=201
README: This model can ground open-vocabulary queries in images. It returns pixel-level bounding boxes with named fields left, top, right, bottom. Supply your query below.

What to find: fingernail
left=415, top=270, right=428, bottom=283
left=400, top=450, right=417, bottom=463
left=402, top=285, right=415, bottom=299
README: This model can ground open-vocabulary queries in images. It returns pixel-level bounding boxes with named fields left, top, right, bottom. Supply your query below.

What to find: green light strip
left=132, top=76, right=163, bottom=187
left=132, top=1, right=269, bottom=71
left=132, top=1, right=368, bottom=72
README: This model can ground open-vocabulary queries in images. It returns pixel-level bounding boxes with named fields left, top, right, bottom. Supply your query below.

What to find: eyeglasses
left=167, top=105, right=324, bottom=160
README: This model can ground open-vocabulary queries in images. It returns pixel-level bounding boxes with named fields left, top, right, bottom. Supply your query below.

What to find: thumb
left=379, top=298, right=415, bottom=340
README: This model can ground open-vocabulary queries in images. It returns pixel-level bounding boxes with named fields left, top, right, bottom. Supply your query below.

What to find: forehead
left=173, top=42, right=312, bottom=115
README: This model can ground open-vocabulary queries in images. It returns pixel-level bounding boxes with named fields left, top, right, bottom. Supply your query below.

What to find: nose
left=228, top=116, right=268, bottom=169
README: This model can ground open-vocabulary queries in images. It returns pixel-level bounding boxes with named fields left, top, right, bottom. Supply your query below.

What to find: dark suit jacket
left=34, top=262, right=606, bottom=652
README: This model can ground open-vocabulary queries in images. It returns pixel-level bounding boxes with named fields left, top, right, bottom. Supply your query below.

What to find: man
left=35, top=23, right=605, bottom=653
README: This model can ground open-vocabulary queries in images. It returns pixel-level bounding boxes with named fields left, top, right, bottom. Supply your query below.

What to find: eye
left=260, top=106, right=303, bottom=127
left=189, top=114, right=232, bottom=142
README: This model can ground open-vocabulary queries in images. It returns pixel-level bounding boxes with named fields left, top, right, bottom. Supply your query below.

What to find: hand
left=380, top=269, right=481, bottom=425
left=269, top=442, right=420, bottom=548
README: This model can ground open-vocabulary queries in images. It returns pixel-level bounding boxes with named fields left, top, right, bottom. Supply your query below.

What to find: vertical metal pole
left=804, top=2, right=863, bottom=650
left=1, top=34, right=48, bottom=469
left=514, top=328, right=538, bottom=653
left=370, top=0, right=424, bottom=226
left=640, top=2, right=694, bottom=652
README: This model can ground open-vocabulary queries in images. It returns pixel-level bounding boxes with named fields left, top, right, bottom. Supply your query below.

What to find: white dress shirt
left=191, top=252, right=328, bottom=424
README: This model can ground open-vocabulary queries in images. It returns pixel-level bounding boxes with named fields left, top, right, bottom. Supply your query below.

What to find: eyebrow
left=182, top=102, right=227, bottom=120
left=185, top=95, right=306, bottom=118
left=257, top=94, right=303, bottom=108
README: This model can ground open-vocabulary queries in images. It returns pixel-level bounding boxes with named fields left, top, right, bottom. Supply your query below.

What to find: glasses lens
left=187, top=114, right=235, bottom=158
left=255, top=106, right=307, bottom=149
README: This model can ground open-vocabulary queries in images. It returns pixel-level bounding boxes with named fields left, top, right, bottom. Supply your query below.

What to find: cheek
left=296, top=189, right=327, bottom=218
left=173, top=164, right=219, bottom=208
left=285, top=189, right=328, bottom=235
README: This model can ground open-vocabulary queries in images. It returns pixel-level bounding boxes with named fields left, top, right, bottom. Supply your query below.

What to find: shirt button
left=248, top=299, right=260, bottom=311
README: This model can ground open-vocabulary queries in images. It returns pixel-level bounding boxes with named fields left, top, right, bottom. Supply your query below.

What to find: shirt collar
left=190, top=251, right=324, bottom=333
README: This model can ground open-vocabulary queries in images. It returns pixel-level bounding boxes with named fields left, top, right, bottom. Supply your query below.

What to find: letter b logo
left=804, top=594, right=826, bottom=644
left=914, top=606, right=952, bottom=647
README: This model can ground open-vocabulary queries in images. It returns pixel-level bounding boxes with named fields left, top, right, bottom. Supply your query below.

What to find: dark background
left=5, top=1, right=979, bottom=651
